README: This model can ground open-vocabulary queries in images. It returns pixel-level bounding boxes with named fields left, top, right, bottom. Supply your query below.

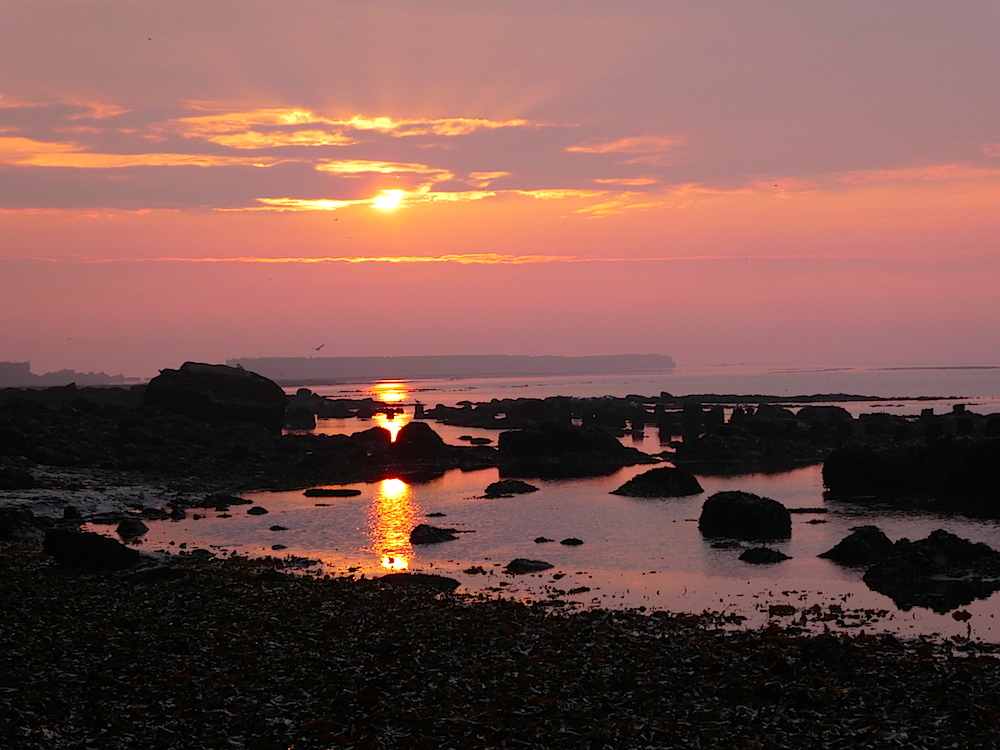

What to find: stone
left=0, top=466, right=36, bottom=490
left=504, top=558, right=554, bottom=574
left=379, top=573, right=460, bottom=593
left=303, top=488, right=362, bottom=497
left=143, top=362, right=287, bottom=434
left=818, top=525, right=895, bottom=566
left=560, top=538, right=584, bottom=546
left=498, top=421, right=656, bottom=478
left=610, top=466, right=704, bottom=498
left=483, top=479, right=539, bottom=498
left=116, top=518, right=149, bottom=538
left=0, top=508, right=43, bottom=541
left=534, top=537, right=554, bottom=543
left=43, top=528, right=140, bottom=568
left=409, top=524, right=458, bottom=544
left=284, top=404, right=317, bottom=431
left=247, top=506, right=269, bottom=515
left=698, top=491, right=792, bottom=540
left=739, top=547, right=791, bottom=564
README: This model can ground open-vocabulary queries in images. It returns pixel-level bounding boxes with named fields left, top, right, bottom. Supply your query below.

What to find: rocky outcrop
left=739, top=547, right=790, bottom=564
left=504, top=559, right=554, bottom=574
left=673, top=426, right=828, bottom=476
left=698, top=491, right=792, bottom=541
left=498, top=422, right=657, bottom=478
left=43, top=529, right=140, bottom=568
left=610, top=466, right=703, bottom=498
left=862, top=529, right=1000, bottom=612
left=378, top=573, right=460, bottom=593
left=409, top=524, right=458, bottom=544
left=143, top=362, right=287, bottom=434
left=818, top=526, right=895, bottom=566
left=483, top=479, right=539, bottom=498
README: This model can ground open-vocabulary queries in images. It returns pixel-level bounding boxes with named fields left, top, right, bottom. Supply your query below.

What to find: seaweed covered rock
left=143, top=362, right=287, bottom=434
left=378, top=572, right=460, bottom=593
left=504, top=559, right=553, bottom=574
left=610, top=466, right=703, bottom=498
left=498, top=422, right=656, bottom=478
left=409, top=524, right=458, bottom=545
left=819, top=525, right=895, bottom=566
left=43, top=528, right=140, bottom=568
left=698, top=491, right=792, bottom=540
left=863, top=529, right=1000, bottom=612
left=739, top=547, right=790, bottom=564
left=483, top=479, right=539, bottom=498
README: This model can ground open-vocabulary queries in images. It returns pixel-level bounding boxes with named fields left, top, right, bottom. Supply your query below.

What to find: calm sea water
left=131, top=366, right=1000, bottom=641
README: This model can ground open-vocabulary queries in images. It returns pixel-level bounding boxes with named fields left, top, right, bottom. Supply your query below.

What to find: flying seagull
left=313, top=344, right=325, bottom=351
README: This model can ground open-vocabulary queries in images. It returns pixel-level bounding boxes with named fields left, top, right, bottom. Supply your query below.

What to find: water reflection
left=369, top=380, right=409, bottom=403
left=373, top=411, right=412, bottom=442
left=365, top=477, right=419, bottom=570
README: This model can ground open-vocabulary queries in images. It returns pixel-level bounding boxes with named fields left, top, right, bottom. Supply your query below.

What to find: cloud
left=566, top=135, right=683, bottom=155
left=836, top=164, right=1000, bottom=184
left=467, top=171, right=510, bottom=187
left=983, top=144, right=1000, bottom=157
left=592, top=176, right=659, bottom=186
left=314, top=159, right=453, bottom=181
left=0, top=137, right=286, bottom=168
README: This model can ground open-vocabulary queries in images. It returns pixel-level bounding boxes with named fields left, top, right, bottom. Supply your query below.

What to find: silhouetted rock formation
left=143, top=362, right=287, bottom=434
left=610, top=466, right=703, bottom=498
left=818, top=526, right=895, bottom=567
left=498, top=422, right=657, bottom=478
left=863, top=530, right=1000, bottom=612
left=409, top=524, right=458, bottom=544
left=43, top=528, right=139, bottom=568
left=483, top=479, right=539, bottom=498
left=739, top=547, right=790, bottom=564
left=698, top=491, right=792, bottom=541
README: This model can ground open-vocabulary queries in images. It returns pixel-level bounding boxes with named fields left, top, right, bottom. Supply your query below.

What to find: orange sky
left=2, top=1, right=999, bottom=375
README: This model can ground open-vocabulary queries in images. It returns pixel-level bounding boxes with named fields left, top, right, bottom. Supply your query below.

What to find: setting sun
left=371, top=189, right=404, bottom=210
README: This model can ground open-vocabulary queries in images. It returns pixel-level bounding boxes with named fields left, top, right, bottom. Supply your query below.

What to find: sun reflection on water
left=369, top=381, right=409, bottom=403
left=365, top=477, right=418, bottom=570
left=372, top=411, right=412, bottom=441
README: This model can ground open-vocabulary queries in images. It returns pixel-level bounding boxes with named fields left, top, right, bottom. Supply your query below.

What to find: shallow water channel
left=120, top=415, right=1000, bottom=644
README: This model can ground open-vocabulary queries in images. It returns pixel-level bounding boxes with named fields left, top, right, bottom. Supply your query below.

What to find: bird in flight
left=313, top=344, right=325, bottom=351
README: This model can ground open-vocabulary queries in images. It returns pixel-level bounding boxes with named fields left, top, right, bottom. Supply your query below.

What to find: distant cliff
left=226, top=354, right=676, bottom=385
left=0, top=361, right=134, bottom=388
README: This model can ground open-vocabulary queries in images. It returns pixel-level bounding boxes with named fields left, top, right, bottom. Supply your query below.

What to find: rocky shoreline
left=4, top=543, right=1000, bottom=749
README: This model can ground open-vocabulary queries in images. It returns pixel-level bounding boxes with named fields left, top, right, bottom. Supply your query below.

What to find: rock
left=169, top=508, right=187, bottom=520
left=143, top=362, right=287, bottom=434
left=504, top=559, right=554, bottom=574
left=483, top=479, right=539, bottom=498
left=469, top=437, right=493, bottom=445
left=498, top=422, right=656, bottom=478
left=247, top=506, right=269, bottom=515
left=303, top=488, right=362, bottom=497
left=392, top=422, right=449, bottom=458
left=116, top=518, right=149, bottom=538
left=63, top=505, right=82, bottom=520
left=739, top=547, right=791, bottom=564
left=409, top=524, right=458, bottom=544
left=271, top=544, right=287, bottom=550
left=610, top=466, right=704, bottom=498
left=43, top=528, right=140, bottom=568
left=818, top=525, right=895, bottom=566
left=0, top=508, right=43, bottom=541
left=560, top=538, right=584, bottom=546
left=698, top=491, right=792, bottom=540
left=0, top=465, right=36, bottom=490
left=379, top=573, right=460, bottom=593
left=284, top=404, right=317, bottom=431
left=534, top=537, right=554, bottom=543
left=269, top=525, right=288, bottom=531
left=863, top=529, right=1000, bottom=612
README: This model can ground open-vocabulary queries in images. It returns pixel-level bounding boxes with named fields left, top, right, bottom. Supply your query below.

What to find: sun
left=372, top=189, right=404, bottom=210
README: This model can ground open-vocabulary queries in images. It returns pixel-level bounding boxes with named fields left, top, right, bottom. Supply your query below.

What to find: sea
left=129, top=364, right=1000, bottom=641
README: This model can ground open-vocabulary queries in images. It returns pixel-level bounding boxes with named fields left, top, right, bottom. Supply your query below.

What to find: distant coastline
left=226, top=354, right=676, bottom=387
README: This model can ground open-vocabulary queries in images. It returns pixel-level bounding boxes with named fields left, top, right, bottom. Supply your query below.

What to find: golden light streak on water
left=372, top=411, right=412, bottom=442
left=366, top=478, right=417, bottom=570
left=369, top=380, right=409, bottom=403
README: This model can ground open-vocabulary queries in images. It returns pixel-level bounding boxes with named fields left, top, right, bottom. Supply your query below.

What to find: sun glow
left=370, top=381, right=409, bottom=403
left=372, top=189, right=405, bottom=210
left=373, top=411, right=411, bottom=442
left=367, top=478, right=417, bottom=570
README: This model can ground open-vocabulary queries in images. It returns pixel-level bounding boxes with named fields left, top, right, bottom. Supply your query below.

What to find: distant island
left=226, top=354, right=676, bottom=386
left=0, top=361, right=137, bottom=388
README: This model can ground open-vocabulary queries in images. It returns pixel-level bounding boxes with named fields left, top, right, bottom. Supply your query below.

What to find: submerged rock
left=504, top=559, right=554, bottom=574
left=116, top=518, right=149, bottom=539
left=610, top=466, right=703, bottom=498
left=379, top=572, right=460, bottom=593
left=739, top=547, right=791, bottom=564
left=483, top=479, right=539, bottom=498
left=303, top=488, right=362, bottom=497
left=819, top=525, right=895, bottom=566
left=560, top=538, right=584, bottom=546
left=410, top=524, right=458, bottom=544
left=698, top=491, right=792, bottom=541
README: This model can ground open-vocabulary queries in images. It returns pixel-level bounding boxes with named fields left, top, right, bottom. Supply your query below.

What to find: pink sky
left=2, top=1, right=999, bottom=376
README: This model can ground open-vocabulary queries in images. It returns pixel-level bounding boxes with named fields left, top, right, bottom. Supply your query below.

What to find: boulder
left=560, top=538, right=584, bottom=546
left=0, top=508, right=43, bottom=541
left=498, top=422, right=656, bottom=478
left=504, top=558, right=554, bottom=574
left=43, top=528, right=139, bottom=568
left=698, top=491, right=792, bottom=540
left=0, top=465, right=36, bottom=490
left=409, top=524, right=458, bottom=544
left=116, top=518, right=149, bottom=539
left=818, top=525, right=895, bottom=566
left=483, top=479, right=539, bottom=498
left=392, top=422, right=449, bottom=458
left=610, top=466, right=703, bottom=498
left=143, top=362, right=287, bottom=434
left=739, top=547, right=791, bottom=564
left=379, top=573, right=460, bottom=593
left=283, top=404, right=317, bottom=431
left=303, top=488, right=362, bottom=497
left=863, top=529, right=1000, bottom=612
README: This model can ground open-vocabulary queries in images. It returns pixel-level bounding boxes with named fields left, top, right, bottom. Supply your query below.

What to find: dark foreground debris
left=3, top=543, right=1000, bottom=750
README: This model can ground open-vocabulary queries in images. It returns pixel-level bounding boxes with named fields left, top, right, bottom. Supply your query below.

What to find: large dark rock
left=0, top=465, right=36, bottom=490
left=498, top=422, right=656, bottom=478
left=378, top=573, right=460, bottom=593
left=698, top=491, right=792, bottom=540
left=391, top=421, right=449, bottom=459
left=283, top=404, right=317, bottom=431
left=818, top=525, right=895, bottom=566
left=143, top=362, right=287, bottom=434
left=504, top=559, right=554, bottom=574
left=610, top=466, right=703, bottom=498
left=409, top=524, right=458, bottom=544
left=739, top=547, right=790, bottom=564
left=43, top=528, right=140, bottom=568
left=673, top=427, right=828, bottom=476
left=0, top=508, right=44, bottom=541
left=862, top=529, right=1000, bottom=612
left=483, top=479, right=539, bottom=498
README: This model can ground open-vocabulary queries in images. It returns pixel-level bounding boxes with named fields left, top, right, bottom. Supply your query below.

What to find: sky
left=1, top=0, right=999, bottom=377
